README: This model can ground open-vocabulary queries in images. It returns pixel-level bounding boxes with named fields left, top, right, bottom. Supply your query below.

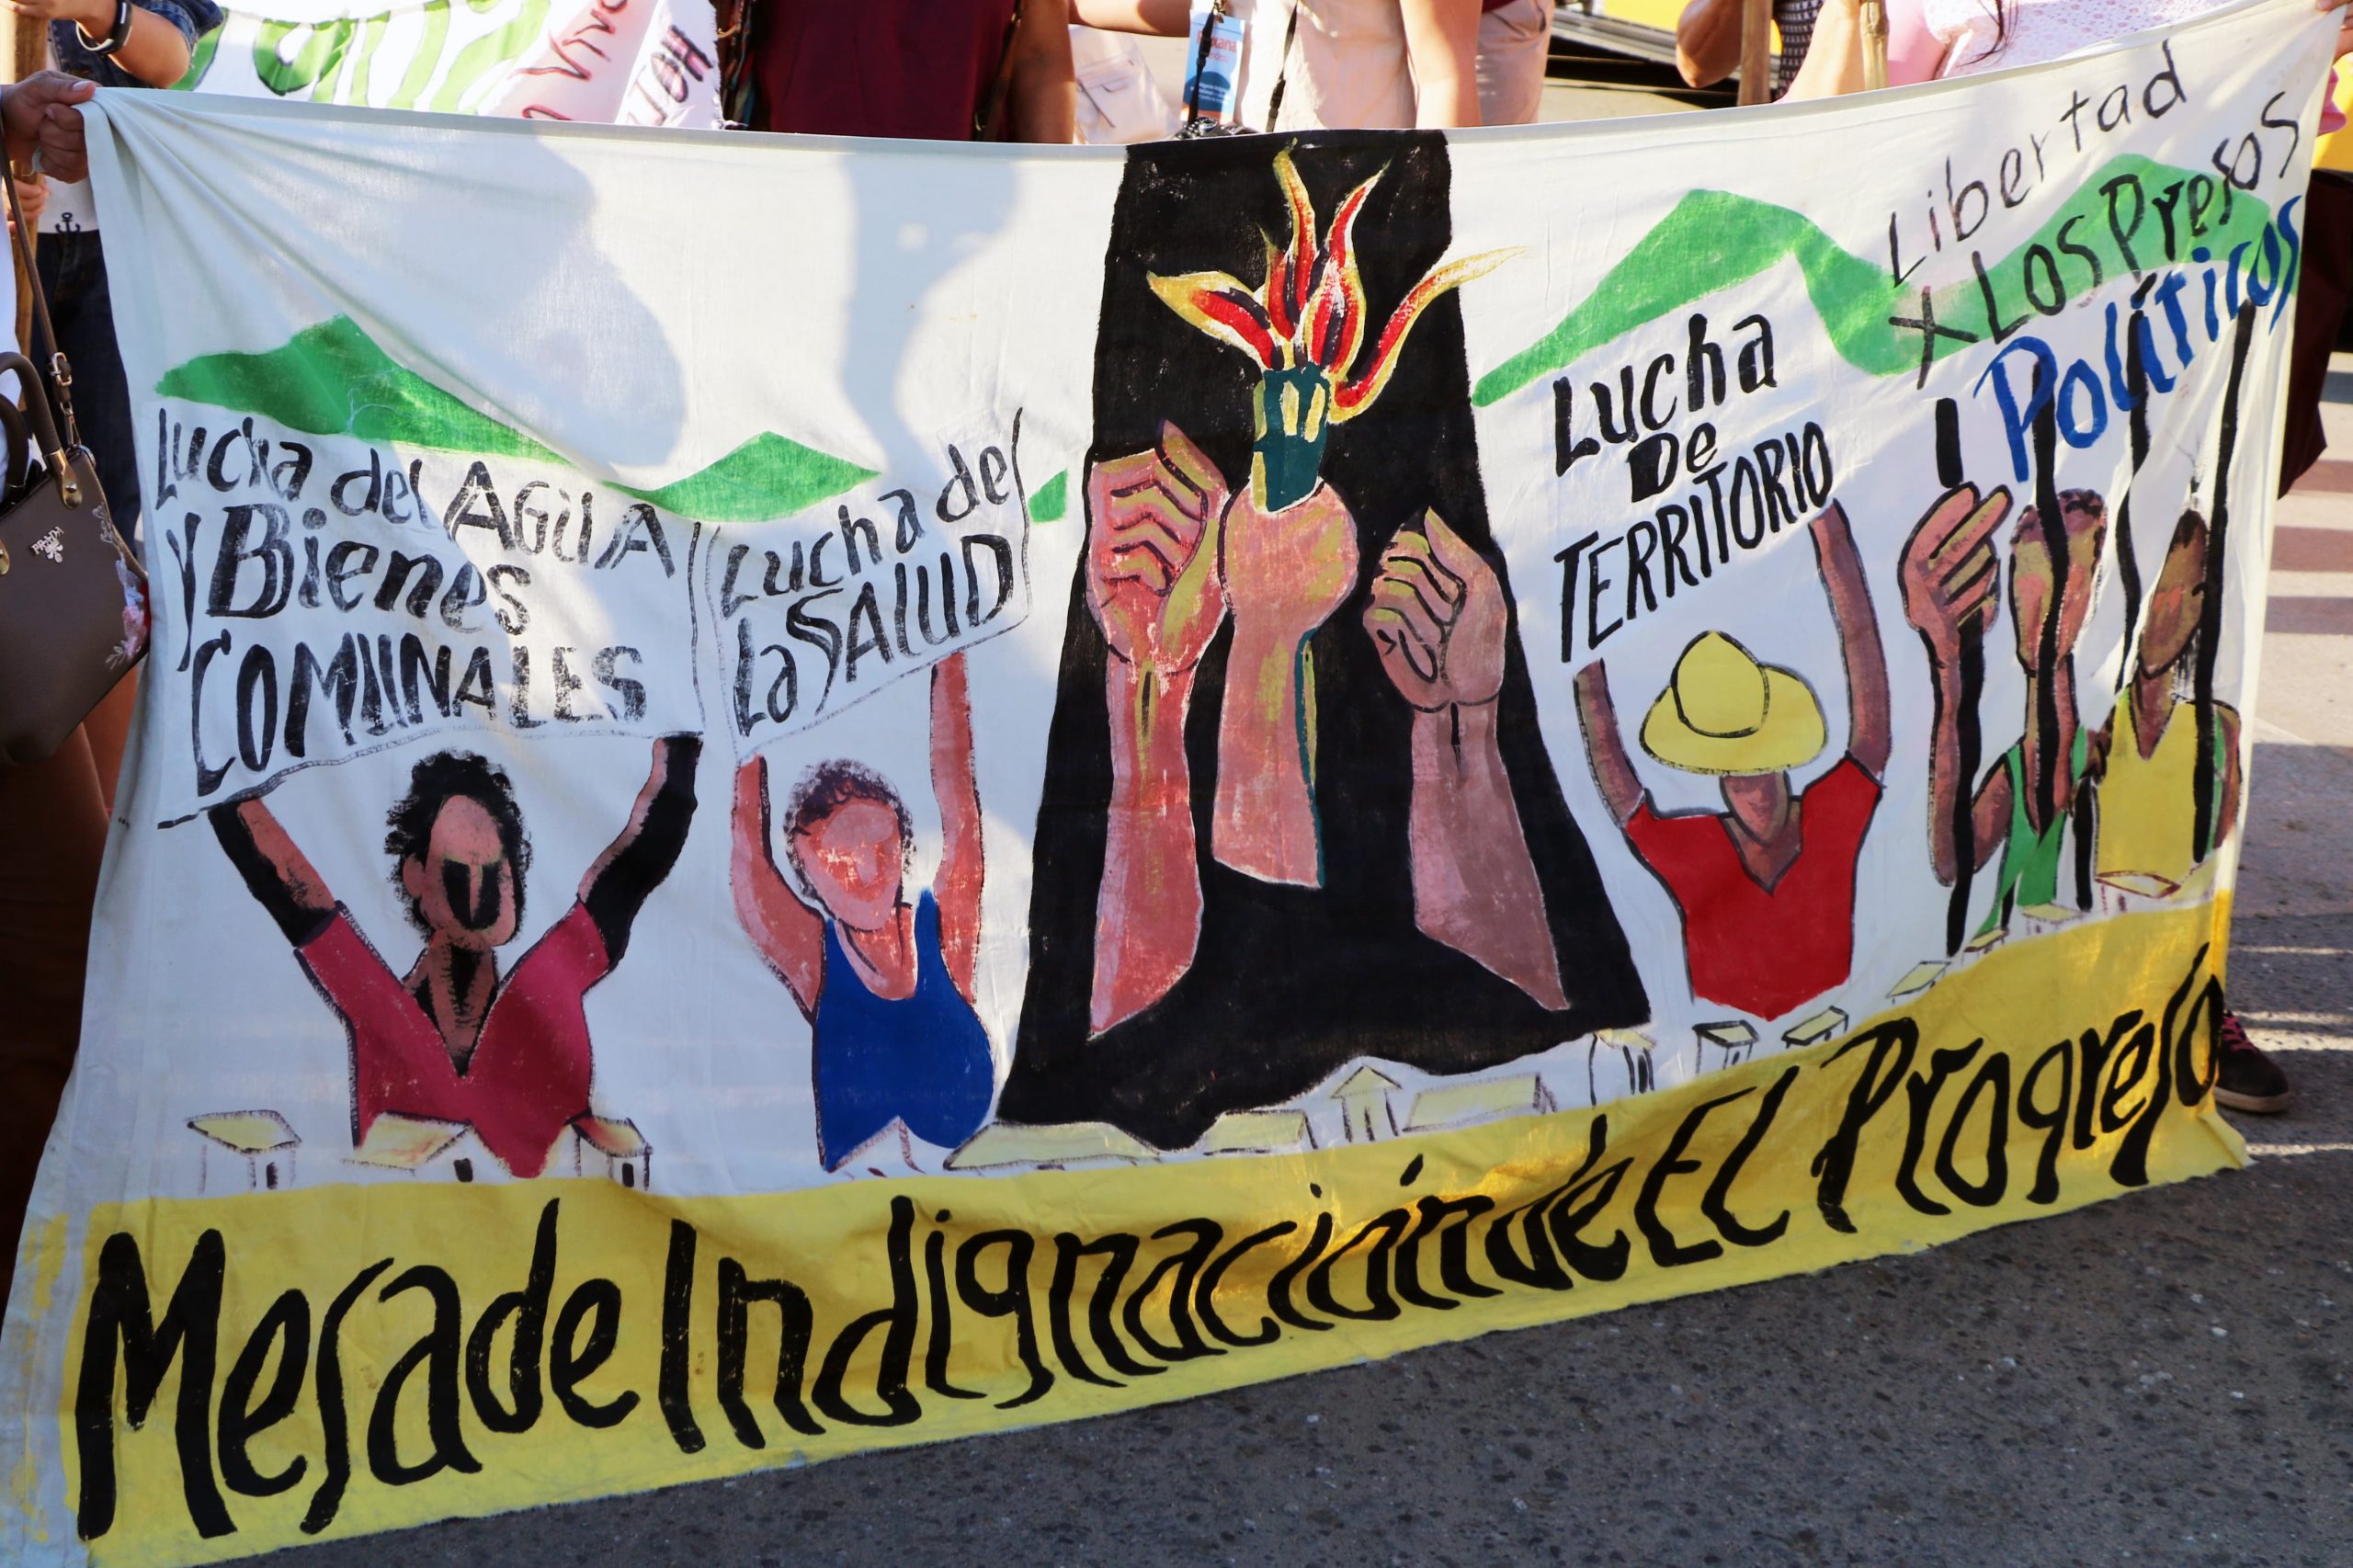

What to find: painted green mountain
left=157, top=315, right=876, bottom=523
left=1474, top=153, right=2278, bottom=405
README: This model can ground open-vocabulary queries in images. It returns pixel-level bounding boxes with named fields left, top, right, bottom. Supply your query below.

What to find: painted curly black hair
left=781, top=758, right=911, bottom=901
left=383, top=750, right=533, bottom=935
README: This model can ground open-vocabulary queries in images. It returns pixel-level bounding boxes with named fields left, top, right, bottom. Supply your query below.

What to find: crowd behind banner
left=0, top=0, right=2344, bottom=1562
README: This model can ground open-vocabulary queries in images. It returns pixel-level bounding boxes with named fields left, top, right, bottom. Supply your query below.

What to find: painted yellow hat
left=1640, top=631, right=1825, bottom=776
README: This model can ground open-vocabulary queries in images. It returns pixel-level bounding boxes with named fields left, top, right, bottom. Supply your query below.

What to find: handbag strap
left=1, top=153, right=85, bottom=479
left=1261, top=2, right=1300, bottom=130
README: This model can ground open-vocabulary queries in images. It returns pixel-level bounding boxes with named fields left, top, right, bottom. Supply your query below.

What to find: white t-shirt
left=36, top=177, right=96, bottom=237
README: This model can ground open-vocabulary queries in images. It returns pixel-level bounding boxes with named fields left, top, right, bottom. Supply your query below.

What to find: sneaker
left=2213, top=1009, right=2291, bottom=1115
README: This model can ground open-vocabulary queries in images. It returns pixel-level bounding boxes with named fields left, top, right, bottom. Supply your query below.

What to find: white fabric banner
left=0, top=6, right=2337, bottom=1561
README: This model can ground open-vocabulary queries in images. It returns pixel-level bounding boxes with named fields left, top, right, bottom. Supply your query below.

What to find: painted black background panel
left=1001, top=132, right=1649, bottom=1149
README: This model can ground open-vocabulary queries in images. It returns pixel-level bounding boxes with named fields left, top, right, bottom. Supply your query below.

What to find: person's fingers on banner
left=0, top=72, right=93, bottom=178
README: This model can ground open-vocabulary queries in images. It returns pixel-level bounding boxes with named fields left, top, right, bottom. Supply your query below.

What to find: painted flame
left=1146, top=147, right=1518, bottom=424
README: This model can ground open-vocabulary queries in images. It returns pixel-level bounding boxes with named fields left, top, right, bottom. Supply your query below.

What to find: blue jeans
left=34, top=228, right=141, bottom=553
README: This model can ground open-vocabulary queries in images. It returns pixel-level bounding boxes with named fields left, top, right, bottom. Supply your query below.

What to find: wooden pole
left=1736, top=0, right=1773, bottom=106
left=4, top=6, right=40, bottom=357
left=1859, top=0, right=1890, bottom=91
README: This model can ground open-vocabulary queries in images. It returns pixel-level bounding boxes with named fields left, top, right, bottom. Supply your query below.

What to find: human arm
left=1213, top=479, right=1358, bottom=886
left=0, top=72, right=96, bottom=181
left=1571, top=661, right=1645, bottom=828
left=1401, top=0, right=1483, bottom=127
left=1811, top=502, right=1891, bottom=779
left=731, top=754, right=826, bottom=1018
left=580, top=733, right=699, bottom=962
left=209, top=796, right=335, bottom=945
left=1069, top=0, right=1188, bottom=31
left=1366, top=511, right=1568, bottom=1010
left=10, top=0, right=199, bottom=89
left=1783, top=0, right=1943, bottom=98
left=930, top=653, right=984, bottom=1006
left=1898, top=483, right=2011, bottom=882
left=1006, top=0, right=1078, bottom=143
left=1675, top=0, right=1744, bottom=88
left=1086, top=424, right=1231, bottom=1032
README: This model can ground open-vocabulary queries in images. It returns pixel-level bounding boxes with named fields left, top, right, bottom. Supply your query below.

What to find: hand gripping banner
left=3, top=3, right=2337, bottom=1556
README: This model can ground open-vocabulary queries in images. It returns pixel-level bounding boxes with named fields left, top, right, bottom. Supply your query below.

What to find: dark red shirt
left=1622, top=756, right=1881, bottom=1020
left=752, top=0, right=1017, bottom=140
left=300, top=903, right=611, bottom=1176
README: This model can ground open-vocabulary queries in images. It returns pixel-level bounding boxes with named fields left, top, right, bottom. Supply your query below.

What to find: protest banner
left=1, top=1, right=2337, bottom=1556
left=176, top=0, right=718, bottom=125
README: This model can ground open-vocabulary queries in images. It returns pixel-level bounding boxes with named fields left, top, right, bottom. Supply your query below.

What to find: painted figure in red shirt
left=208, top=736, right=699, bottom=1176
left=1574, top=503, right=1890, bottom=1022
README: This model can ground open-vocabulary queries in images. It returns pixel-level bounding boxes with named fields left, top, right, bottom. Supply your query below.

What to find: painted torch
left=1148, top=149, right=1517, bottom=511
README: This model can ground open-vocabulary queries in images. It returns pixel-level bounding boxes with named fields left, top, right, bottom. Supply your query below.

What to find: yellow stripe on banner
left=60, top=902, right=2245, bottom=1566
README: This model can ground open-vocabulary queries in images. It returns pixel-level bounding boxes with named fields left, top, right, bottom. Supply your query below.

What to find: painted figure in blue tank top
left=731, top=655, right=995, bottom=1170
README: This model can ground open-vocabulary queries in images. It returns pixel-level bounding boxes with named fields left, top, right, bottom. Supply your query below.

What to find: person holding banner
left=1788, top=0, right=2351, bottom=94
left=206, top=737, right=701, bottom=1179
left=19, top=0, right=219, bottom=808
left=1073, top=0, right=1493, bottom=128
left=21, top=0, right=219, bottom=559
left=0, top=69, right=106, bottom=1310
left=730, top=655, right=996, bottom=1174
left=722, top=0, right=1077, bottom=142
left=1572, top=502, right=1890, bottom=1023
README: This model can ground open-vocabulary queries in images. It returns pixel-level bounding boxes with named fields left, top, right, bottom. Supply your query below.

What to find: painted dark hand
left=210, top=796, right=335, bottom=946
left=1085, top=421, right=1231, bottom=681
left=580, top=733, right=700, bottom=961
left=1898, top=483, right=2011, bottom=666
left=1364, top=510, right=1506, bottom=711
left=1212, top=478, right=1358, bottom=886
